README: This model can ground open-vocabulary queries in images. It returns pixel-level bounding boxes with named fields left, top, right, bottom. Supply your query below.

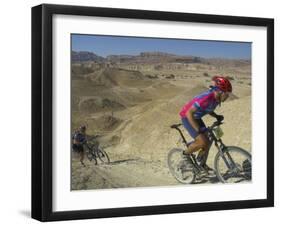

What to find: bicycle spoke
left=167, top=148, right=195, bottom=184
left=215, top=147, right=251, bottom=183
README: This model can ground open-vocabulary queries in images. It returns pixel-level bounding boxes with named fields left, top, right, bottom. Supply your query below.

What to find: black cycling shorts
left=72, top=144, right=84, bottom=153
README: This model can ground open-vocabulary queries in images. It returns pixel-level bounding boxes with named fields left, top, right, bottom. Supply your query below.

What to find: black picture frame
left=32, top=3, right=274, bottom=222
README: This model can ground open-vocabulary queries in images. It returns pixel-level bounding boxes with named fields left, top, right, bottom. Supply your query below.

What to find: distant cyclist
left=179, top=76, right=232, bottom=172
left=72, top=125, right=87, bottom=167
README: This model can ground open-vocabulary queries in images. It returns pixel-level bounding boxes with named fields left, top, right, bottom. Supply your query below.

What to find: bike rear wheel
left=214, top=146, right=251, bottom=183
left=167, top=148, right=195, bottom=184
left=97, top=147, right=110, bottom=164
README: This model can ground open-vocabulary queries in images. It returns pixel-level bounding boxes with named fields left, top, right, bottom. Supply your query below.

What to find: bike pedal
left=196, top=170, right=208, bottom=179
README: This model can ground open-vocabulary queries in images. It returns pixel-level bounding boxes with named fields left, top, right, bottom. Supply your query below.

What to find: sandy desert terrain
left=71, top=52, right=251, bottom=190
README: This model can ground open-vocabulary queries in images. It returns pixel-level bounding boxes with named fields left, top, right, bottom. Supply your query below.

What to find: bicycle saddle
left=170, top=123, right=182, bottom=129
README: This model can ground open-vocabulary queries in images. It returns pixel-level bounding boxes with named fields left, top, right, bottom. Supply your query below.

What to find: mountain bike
left=84, top=139, right=110, bottom=165
left=167, top=119, right=251, bottom=184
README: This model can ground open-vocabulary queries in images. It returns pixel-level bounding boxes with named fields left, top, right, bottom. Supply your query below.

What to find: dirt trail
left=72, top=158, right=174, bottom=190
left=71, top=156, right=222, bottom=190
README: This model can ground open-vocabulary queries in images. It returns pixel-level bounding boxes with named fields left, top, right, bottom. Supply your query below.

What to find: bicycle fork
left=216, top=143, right=236, bottom=170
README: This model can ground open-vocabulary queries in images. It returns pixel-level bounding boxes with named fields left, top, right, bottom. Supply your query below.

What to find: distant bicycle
left=167, top=119, right=251, bottom=184
left=85, top=139, right=110, bottom=165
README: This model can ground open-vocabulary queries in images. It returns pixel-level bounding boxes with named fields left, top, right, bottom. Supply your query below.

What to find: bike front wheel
left=214, top=146, right=251, bottom=183
left=97, top=147, right=110, bottom=164
left=167, top=148, right=195, bottom=184
left=86, top=151, right=97, bottom=165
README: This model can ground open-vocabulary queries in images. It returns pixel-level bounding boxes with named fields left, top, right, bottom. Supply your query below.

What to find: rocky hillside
left=71, top=54, right=252, bottom=189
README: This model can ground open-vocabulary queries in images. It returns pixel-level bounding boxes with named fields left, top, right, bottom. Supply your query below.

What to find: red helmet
left=212, top=76, right=232, bottom=92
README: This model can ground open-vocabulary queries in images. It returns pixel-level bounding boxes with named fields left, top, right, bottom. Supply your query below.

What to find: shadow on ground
left=107, top=158, right=140, bottom=165
left=19, top=210, right=30, bottom=218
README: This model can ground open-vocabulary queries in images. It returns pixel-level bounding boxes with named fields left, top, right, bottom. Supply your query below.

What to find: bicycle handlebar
left=208, top=120, right=223, bottom=130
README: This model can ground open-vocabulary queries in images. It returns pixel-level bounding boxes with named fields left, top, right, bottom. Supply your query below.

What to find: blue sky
left=72, top=34, right=251, bottom=60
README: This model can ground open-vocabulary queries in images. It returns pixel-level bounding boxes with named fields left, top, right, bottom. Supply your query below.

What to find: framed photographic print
left=31, top=4, right=274, bottom=222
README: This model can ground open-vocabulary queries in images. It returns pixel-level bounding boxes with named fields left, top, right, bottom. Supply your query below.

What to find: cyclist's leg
left=195, top=121, right=213, bottom=170
left=181, top=117, right=210, bottom=155
left=72, top=143, right=79, bottom=152
left=197, top=139, right=211, bottom=166
left=189, top=132, right=212, bottom=173
left=78, top=145, right=85, bottom=166
left=187, top=134, right=209, bottom=155
left=196, top=119, right=210, bottom=161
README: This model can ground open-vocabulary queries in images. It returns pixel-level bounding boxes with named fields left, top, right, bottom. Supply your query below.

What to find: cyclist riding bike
left=179, top=76, right=232, bottom=172
left=72, top=125, right=87, bottom=167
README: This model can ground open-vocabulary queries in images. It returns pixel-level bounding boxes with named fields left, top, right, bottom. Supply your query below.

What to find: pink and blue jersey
left=180, top=89, right=219, bottom=119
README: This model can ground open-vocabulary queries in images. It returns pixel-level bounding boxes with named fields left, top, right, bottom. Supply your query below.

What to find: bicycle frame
left=84, top=142, right=98, bottom=158
left=172, top=126, right=189, bottom=148
left=172, top=121, right=237, bottom=171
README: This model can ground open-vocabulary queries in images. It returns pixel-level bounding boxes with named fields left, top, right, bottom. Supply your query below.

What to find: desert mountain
left=72, top=51, right=105, bottom=62
left=72, top=51, right=250, bottom=67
